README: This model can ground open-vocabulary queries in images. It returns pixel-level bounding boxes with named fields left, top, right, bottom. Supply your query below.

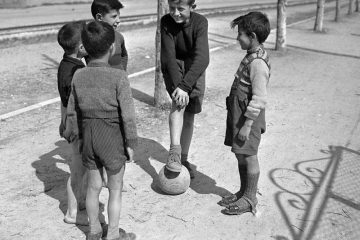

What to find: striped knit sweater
left=66, top=61, right=137, bottom=148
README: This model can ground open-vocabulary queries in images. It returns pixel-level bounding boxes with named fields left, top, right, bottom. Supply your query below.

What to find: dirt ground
left=0, top=5, right=360, bottom=240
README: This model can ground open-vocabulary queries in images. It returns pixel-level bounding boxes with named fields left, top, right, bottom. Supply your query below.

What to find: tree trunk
left=348, top=0, right=354, bottom=14
left=335, top=0, right=341, bottom=21
left=276, top=0, right=287, bottom=50
left=356, top=0, right=359, bottom=11
left=154, top=0, right=171, bottom=108
left=314, top=0, right=326, bottom=32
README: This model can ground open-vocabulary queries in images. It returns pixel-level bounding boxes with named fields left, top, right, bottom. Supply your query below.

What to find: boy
left=161, top=0, right=209, bottom=178
left=64, top=21, right=137, bottom=240
left=219, top=12, right=270, bottom=215
left=57, top=21, right=88, bottom=225
left=91, top=0, right=128, bottom=71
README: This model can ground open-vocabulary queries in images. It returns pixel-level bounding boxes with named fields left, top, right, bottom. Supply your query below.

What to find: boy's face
left=168, top=1, right=191, bottom=24
left=236, top=28, right=252, bottom=50
left=96, top=9, right=121, bottom=29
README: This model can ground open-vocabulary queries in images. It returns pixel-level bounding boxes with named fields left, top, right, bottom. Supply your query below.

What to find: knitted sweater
left=160, top=12, right=209, bottom=93
left=66, top=61, right=137, bottom=148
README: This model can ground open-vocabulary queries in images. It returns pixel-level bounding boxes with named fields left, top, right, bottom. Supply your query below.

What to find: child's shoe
left=166, top=145, right=182, bottom=172
left=217, top=190, right=243, bottom=207
left=222, top=196, right=257, bottom=216
left=181, top=160, right=195, bottom=179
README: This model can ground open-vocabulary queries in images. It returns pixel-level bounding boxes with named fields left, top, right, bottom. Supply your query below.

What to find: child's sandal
left=217, top=194, right=238, bottom=207
left=222, top=196, right=257, bottom=216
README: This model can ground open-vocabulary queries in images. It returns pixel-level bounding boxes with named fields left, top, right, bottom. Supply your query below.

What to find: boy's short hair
left=231, top=12, right=270, bottom=44
left=91, top=0, right=124, bottom=18
left=168, top=0, right=196, bottom=6
left=57, top=21, right=85, bottom=54
left=81, top=21, right=115, bottom=58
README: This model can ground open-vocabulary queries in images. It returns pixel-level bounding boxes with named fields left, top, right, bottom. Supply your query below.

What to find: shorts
left=164, top=60, right=205, bottom=114
left=224, top=85, right=265, bottom=156
left=82, top=118, right=127, bottom=174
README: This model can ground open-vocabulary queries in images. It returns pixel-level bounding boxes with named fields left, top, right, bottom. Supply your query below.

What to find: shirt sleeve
left=177, top=17, right=210, bottom=93
left=244, top=59, right=269, bottom=120
left=64, top=81, right=79, bottom=141
left=117, top=73, right=138, bottom=149
left=160, top=16, right=183, bottom=89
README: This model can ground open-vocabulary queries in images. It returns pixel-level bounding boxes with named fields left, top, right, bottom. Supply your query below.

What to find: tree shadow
left=31, top=140, right=105, bottom=235
left=134, top=137, right=231, bottom=197
left=269, top=146, right=360, bottom=240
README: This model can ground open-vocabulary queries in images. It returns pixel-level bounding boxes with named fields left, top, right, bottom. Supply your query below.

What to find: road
left=0, top=0, right=314, bottom=29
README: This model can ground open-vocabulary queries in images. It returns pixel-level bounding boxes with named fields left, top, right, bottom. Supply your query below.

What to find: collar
left=62, top=54, right=85, bottom=67
left=87, top=61, right=110, bottom=68
left=247, top=45, right=263, bottom=54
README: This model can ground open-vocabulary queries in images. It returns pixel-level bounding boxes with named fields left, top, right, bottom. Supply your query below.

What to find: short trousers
left=164, top=60, right=206, bottom=114
left=224, top=85, right=265, bottom=156
left=81, top=118, right=127, bottom=174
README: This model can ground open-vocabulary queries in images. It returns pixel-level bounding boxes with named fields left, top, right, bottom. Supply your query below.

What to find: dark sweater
left=57, top=55, right=85, bottom=107
left=160, top=12, right=210, bottom=93
left=67, top=61, right=137, bottom=148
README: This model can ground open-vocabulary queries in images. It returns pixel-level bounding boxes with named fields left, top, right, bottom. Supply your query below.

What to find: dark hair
left=168, top=0, right=196, bottom=6
left=91, top=0, right=124, bottom=19
left=231, top=12, right=270, bottom=44
left=81, top=21, right=115, bottom=58
left=57, top=21, right=85, bottom=54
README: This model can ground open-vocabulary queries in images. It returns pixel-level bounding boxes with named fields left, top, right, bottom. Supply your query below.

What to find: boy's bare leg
left=180, top=111, right=195, bottom=178
left=86, top=169, right=103, bottom=235
left=64, top=141, right=88, bottom=225
left=167, top=102, right=186, bottom=172
left=106, top=165, right=125, bottom=240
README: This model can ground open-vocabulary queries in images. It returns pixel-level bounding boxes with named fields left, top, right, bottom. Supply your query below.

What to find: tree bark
left=154, top=0, right=171, bottom=108
left=335, top=0, right=341, bottom=21
left=276, top=0, right=287, bottom=50
left=356, top=0, right=359, bottom=11
left=348, top=0, right=354, bottom=14
left=314, top=0, right=326, bottom=32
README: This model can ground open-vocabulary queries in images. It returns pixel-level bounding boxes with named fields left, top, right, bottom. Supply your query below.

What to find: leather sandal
left=222, top=196, right=257, bottom=216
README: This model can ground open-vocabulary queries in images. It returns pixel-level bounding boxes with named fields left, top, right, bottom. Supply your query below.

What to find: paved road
left=0, top=0, right=309, bottom=29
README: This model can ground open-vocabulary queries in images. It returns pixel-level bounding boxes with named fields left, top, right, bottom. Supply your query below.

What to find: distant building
left=0, top=0, right=92, bottom=8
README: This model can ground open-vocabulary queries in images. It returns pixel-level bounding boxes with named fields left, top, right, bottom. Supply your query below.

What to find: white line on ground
left=0, top=16, right=315, bottom=121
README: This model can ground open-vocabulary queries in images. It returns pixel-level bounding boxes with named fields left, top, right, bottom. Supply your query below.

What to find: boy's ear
left=95, top=13, right=103, bottom=21
left=250, top=32, right=257, bottom=40
left=78, top=43, right=87, bottom=55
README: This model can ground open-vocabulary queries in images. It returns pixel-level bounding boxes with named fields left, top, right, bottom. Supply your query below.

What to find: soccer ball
left=158, top=165, right=191, bottom=195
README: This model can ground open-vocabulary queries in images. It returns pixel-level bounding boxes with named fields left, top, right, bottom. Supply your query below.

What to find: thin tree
left=154, top=0, right=171, bottom=108
left=314, top=0, right=326, bottom=32
left=348, top=0, right=354, bottom=14
left=356, top=0, right=359, bottom=11
left=276, top=0, right=287, bottom=50
left=335, top=0, right=341, bottom=21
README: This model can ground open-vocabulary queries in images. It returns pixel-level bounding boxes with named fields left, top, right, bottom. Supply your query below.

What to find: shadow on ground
left=269, top=146, right=360, bottom=240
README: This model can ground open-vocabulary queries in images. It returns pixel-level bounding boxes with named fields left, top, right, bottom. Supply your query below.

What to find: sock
left=243, top=172, right=260, bottom=201
left=238, top=164, right=247, bottom=196
left=107, top=226, right=119, bottom=240
left=89, top=219, right=102, bottom=234
left=181, top=153, right=188, bottom=163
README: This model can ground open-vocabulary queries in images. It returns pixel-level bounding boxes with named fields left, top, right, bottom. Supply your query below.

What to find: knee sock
left=181, top=153, right=188, bottom=163
left=243, top=172, right=260, bottom=201
left=238, top=164, right=247, bottom=196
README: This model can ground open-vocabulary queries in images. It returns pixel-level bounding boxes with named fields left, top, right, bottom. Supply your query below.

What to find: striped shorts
left=82, top=118, right=127, bottom=174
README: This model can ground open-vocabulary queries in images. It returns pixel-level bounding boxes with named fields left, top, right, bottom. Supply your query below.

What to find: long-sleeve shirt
left=66, top=61, right=137, bottom=148
left=109, top=31, right=128, bottom=71
left=160, top=12, right=209, bottom=93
